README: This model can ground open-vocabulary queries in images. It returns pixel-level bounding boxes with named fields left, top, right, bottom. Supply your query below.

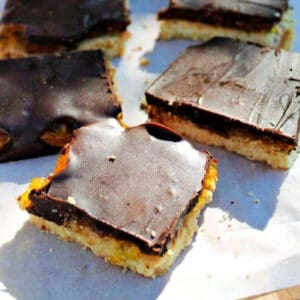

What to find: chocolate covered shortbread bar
left=0, top=0, right=130, bottom=59
left=0, top=50, right=121, bottom=162
left=158, top=0, right=294, bottom=49
left=18, top=119, right=218, bottom=277
left=146, top=38, right=300, bottom=169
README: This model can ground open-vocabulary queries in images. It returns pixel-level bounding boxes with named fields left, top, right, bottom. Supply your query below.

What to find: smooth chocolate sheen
left=146, top=38, right=300, bottom=146
left=159, top=0, right=288, bottom=31
left=29, top=119, right=211, bottom=255
left=1, top=0, right=130, bottom=45
left=0, top=50, right=121, bottom=162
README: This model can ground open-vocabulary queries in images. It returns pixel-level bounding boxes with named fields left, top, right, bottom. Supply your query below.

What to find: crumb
left=108, top=155, right=116, bottom=163
left=49, top=248, right=54, bottom=253
left=252, top=199, right=260, bottom=204
left=167, top=249, right=174, bottom=256
left=200, top=228, right=206, bottom=232
left=207, top=274, right=212, bottom=279
left=269, top=121, right=276, bottom=126
left=247, top=191, right=253, bottom=197
left=140, top=99, right=148, bottom=111
left=133, top=46, right=142, bottom=52
left=217, top=236, right=221, bottom=241
left=219, top=213, right=228, bottom=223
left=227, top=224, right=232, bottom=228
left=219, top=79, right=230, bottom=86
left=230, top=201, right=235, bottom=205
left=144, top=79, right=149, bottom=85
left=246, top=274, right=250, bottom=279
left=139, top=57, right=149, bottom=66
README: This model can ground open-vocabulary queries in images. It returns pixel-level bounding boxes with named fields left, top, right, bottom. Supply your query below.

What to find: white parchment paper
left=0, top=1, right=300, bottom=299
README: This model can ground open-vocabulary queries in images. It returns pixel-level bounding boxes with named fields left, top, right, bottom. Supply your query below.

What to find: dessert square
left=18, top=119, right=218, bottom=277
left=0, top=50, right=121, bottom=162
left=0, top=0, right=130, bottom=59
left=158, top=0, right=294, bottom=50
left=146, top=38, right=300, bottom=169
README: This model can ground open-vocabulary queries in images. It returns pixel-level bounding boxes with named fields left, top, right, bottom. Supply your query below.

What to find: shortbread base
left=148, top=106, right=298, bottom=169
left=159, top=10, right=294, bottom=50
left=0, top=27, right=129, bottom=59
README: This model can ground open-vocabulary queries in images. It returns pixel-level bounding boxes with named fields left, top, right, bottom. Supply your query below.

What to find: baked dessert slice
left=18, top=119, right=218, bottom=278
left=0, top=0, right=130, bottom=59
left=0, top=50, right=121, bottom=162
left=158, top=0, right=294, bottom=50
left=146, top=38, right=300, bottom=169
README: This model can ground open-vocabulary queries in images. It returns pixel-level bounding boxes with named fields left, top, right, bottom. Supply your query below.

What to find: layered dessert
left=18, top=119, right=218, bottom=277
left=158, top=0, right=294, bottom=50
left=0, top=50, right=121, bottom=162
left=146, top=38, right=300, bottom=169
left=0, top=0, right=130, bottom=59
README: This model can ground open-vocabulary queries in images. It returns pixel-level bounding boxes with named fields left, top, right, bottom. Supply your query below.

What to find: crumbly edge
left=159, top=9, right=294, bottom=50
left=148, top=106, right=298, bottom=169
left=0, top=27, right=130, bottom=59
left=19, top=160, right=217, bottom=278
left=76, top=31, right=130, bottom=59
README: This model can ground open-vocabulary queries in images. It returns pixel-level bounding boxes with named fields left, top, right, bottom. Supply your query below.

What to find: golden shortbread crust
left=159, top=10, right=294, bottom=50
left=148, top=106, right=298, bottom=169
left=0, top=26, right=129, bottom=59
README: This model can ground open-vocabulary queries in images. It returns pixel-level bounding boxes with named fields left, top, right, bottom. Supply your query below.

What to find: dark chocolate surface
left=29, top=119, right=210, bottom=255
left=1, top=0, right=130, bottom=45
left=0, top=50, right=121, bottom=162
left=146, top=38, right=300, bottom=146
left=159, top=0, right=288, bottom=31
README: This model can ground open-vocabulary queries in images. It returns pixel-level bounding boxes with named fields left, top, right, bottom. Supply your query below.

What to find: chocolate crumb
left=108, top=155, right=116, bottom=163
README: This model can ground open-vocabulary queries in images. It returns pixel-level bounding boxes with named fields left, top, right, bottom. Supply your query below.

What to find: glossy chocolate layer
left=0, top=50, right=121, bottom=162
left=1, top=0, right=130, bottom=45
left=146, top=38, right=300, bottom=146
left=29, top=119, right=211, bottom=255
left=159, top=0, right=288, bottom=31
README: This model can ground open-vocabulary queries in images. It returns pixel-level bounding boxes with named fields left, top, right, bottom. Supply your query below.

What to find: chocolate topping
left=29, top=119, right=211, bottom=255
left=146, top=38, right=300, bottom=146
left=1, top=0, right=130, bottom=45
left=0, top=50, right=121, bottom=162
left=159, top=0, right=288, bottom=31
